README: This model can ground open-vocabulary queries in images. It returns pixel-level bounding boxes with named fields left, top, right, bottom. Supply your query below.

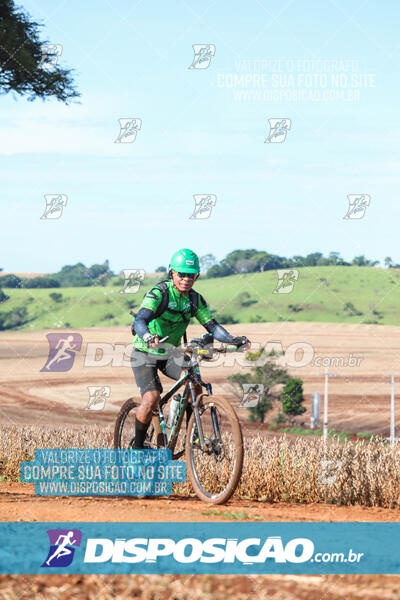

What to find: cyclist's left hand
left=230, top=335, right=250, bottom=350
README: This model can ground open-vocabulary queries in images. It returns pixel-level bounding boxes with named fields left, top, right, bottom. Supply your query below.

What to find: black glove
left=143, top=333, right=158, bottom=348
left=230, top=335, right=250, bottom=348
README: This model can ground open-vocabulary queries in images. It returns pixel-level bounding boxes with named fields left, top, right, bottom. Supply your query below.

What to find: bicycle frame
left=151, top=358, right=213, bottom=455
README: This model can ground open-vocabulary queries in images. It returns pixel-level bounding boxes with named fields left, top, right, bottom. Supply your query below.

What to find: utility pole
left=384, top=373, right=397, bottom=447
left=317, top=367, right=338, bottom=441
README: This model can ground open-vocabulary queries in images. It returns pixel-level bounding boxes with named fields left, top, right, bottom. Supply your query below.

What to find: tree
left=281, top=378, right=306, bottom=425
left=88, top=261, right=113, bottom=284
left=0, top=274, right=22, bottom=288
left=352, top=255, right=379, bottom=267
left=0, top=0, right=80, bottom=102
left=328, top=252, right=340, bottom=265
left=384, top=257, right=393, bottom=268
left=304, top=252, right=323, bottom=266
left=228, top=349, right=290, bottom=423
left=290, top=255, right=306, bottom=267
left=235, top=259, right=256, bottom=274
left=155, top=266, right=167, bottom=273
left=199, top=254, right=216, bottom=273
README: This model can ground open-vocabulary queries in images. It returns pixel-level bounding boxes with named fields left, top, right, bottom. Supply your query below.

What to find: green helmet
left=169, top=248, right=200, bottom=274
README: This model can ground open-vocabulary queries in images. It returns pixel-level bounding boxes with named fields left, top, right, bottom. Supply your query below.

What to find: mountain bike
left=114, top=334, right=245, bottom=504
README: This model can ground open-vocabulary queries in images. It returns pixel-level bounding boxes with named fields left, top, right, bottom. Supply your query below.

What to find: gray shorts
left=130, top=347, right=190, bottom=396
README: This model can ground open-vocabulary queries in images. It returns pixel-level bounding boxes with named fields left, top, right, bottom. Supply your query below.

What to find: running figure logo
left=273, top=269, right=299, bottom=294
left=120, top=269, right=145, bottom=294
left=343, top=194, right=370, bottom=219
left=240, top=384, right=264, bottom=408
left=189, top=195, right=217, bottom=219
left=85, top=386, right=110, bottom=410
left=40, top=194, right=67, bottom=220
left=41, top=333, right=82, bottom=372
left=40, top=44, right=63, bottom=69
left=265, top=119, right=291, bottom=143
left=188, top=44, right=216, bottom=69
left=41, top=529, right=82, bottom=568
left=114, top=118, right=142, bottom=143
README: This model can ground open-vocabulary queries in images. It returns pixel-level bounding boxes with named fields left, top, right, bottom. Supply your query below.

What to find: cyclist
left=131, top=248, right=250, bottom=448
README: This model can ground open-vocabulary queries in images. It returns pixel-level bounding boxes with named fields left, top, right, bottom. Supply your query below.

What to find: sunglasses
left=175, top=271, right=198, bottom=280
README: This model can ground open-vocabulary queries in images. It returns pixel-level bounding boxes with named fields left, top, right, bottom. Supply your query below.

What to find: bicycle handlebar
left=183, top=342, right=247, bottom=356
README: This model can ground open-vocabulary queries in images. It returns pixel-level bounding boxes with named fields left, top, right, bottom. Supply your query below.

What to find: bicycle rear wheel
left=114, top=398, right=156, bottom=449
left=185, top=395, right=243, bottom=504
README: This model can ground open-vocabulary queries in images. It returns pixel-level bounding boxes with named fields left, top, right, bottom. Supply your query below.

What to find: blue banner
left=0, top=522, right=399, bottom=574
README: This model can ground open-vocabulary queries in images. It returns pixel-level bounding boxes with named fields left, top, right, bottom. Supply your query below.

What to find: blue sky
left=1, top=0, right=399, bottom=273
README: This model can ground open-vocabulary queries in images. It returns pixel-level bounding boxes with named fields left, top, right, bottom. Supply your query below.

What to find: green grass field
left=1, top=266, right=400, bottom=330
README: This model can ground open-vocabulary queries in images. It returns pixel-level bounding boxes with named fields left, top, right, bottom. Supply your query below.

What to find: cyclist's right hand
left=143, top=333, right=160, bottom=349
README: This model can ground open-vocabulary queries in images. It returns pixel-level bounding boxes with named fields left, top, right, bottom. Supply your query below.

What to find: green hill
left=1, top=267, right=400, bottom=331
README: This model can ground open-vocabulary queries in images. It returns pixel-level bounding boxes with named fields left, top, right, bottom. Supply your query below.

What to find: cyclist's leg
left=131, top=348, right=163, bottom=448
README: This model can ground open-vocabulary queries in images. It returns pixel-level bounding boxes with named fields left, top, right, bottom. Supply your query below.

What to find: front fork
left=189, top=378, right=218, bottom=452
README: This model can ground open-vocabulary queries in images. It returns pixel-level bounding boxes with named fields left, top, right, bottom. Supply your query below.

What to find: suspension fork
left=189, top=380, right=209, bottom=451
left=211, top=406, right=222, bottom=441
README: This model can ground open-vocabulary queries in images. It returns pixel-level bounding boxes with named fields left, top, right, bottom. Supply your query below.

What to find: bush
left=112, top=277, right=125, bottom=286
left=237, top=292, right=257, bottom=307
left=288, top=304, right=303, bottom=313
left=49, top=292, right=63, bottom=302
left=250, top=314, right=264, bottom=323
left=215, top=313, right=239, bottom=324
left=103, top=313, right=114, bottom=320
left=23, top=276, right=60, bottom=288
left=155, top=266, right=167, bottom=273
left=125, top=299, right=137, bottom=310
left=273, top=412, right=289, bottom=426
left=0, top=289, right=9, bottom=304
left=0, top=306, right=28, bottom=330
left=343, top=301, right=363, bottom=316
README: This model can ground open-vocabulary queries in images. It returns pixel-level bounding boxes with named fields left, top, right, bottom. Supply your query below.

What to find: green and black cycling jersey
left=132, top=279, right=214, bottom=355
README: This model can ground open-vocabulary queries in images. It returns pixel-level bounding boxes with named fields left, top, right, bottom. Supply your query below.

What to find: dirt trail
left=1, top=482, right=400, bottom=523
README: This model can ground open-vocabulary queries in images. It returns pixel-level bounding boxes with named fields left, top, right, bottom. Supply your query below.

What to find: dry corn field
left=1, top=424, right=400, bottom=508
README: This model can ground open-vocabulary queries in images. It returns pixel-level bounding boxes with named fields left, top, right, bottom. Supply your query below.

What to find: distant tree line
left=205, top=250, right=384, bottom=278
left=1, top=251, right=398, bottom=289
left=0, top=260, right=113, bottom=288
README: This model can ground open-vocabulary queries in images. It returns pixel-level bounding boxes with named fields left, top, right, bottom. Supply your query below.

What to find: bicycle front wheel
left=185, top=395, right=243, bottom=504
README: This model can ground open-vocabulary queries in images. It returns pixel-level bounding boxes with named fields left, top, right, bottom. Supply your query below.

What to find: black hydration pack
left=130, top=281, right=199, bottom=343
